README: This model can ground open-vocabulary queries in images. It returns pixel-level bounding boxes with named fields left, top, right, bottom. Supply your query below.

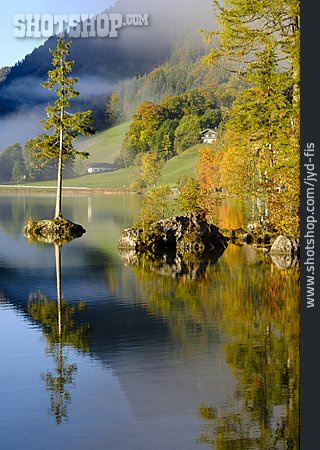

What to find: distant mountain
left=0, top=0, right=214, bottom=121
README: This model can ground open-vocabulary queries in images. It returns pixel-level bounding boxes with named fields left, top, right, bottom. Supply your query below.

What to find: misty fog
left=0, top=109, right=44, bottom=149
left=0, top=0, right=214, bottom=151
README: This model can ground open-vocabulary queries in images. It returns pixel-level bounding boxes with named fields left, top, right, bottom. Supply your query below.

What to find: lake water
left=0, top=193, right=299, bottom=449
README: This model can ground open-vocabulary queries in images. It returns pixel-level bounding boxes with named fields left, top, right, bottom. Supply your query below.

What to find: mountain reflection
left=28, top=243, right=91, bottom=424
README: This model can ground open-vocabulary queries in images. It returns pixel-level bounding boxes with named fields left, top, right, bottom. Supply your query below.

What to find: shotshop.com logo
left=13, top=13, right=149, bottom=38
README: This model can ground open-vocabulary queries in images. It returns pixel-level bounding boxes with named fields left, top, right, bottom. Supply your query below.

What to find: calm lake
left=0, top=193, right=299, bottom=449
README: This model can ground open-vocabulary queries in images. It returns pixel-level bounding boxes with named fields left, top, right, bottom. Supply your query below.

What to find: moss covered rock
left=119, top=213, right=228, bottom=254
left=23, top=217, right=86, bottom=244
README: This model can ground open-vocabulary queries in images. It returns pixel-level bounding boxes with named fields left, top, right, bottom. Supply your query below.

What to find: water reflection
left=196, top=249, right=300, bottom=449
left=123, top=245, right=299, bottom=448
left=0, top=193, right=299, bottom=448
left=28, top=243, right=91, bottom=424
left=119, top=247, right=225, bottom=281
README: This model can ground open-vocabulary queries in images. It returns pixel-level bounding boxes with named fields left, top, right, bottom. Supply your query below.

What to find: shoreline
left=0, top=185, right=135, bottom=195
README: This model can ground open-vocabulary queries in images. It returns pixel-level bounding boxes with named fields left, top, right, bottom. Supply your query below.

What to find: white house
left=87, top=163, right=115, bottom=174
left=200, top=128, right=217, bottom=144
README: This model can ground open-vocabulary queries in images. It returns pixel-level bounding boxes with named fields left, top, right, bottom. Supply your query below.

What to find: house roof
left=200, top=128, right=217, bottom=134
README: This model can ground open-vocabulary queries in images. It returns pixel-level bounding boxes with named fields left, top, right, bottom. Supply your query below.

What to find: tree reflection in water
left=28, top=243, right=91, bottom=424
left=121, top=245, right=299, bottom=448
left=197, top=255, right=299, bottom=449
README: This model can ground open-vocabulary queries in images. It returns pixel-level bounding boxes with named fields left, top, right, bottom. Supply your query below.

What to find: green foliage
left=130, top=152, right=164, bottom=192
left=127, top=101, right=165, bottom=154
left=174, top=115, right=201, bottom=154
left=0, top=143, right=26, bottom=183
left=36, top=38, right=94, bottom=161
left=199, top=108, right=222, bottom=130
left=179, top=222, right=205, bottom=253
left=177, top=177, right=203, bottom=214
left=11, top=159, right=26, bottom=183
left=161, top=95, right=186, bottom=120
left=123, top=89, right=222, bottom=165
left=180, top=90, right=213, bottom=116
left=136, top=185, right=173, bottom=231
left=153, top=119, right=179, bottom=161
left=26, top=38, right=94, bottom=217
left=199, top=405, right=217, bottom=421
left=139, top=152, right=164, bottom=188
left=24, top=135, right=66, bottom=181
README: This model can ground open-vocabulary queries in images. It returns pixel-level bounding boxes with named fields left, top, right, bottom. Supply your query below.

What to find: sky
left=0, top=1, right=115, bottom=67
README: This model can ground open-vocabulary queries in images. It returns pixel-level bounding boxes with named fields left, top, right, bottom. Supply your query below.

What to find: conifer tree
left=29, top=38, right=94, bottom=218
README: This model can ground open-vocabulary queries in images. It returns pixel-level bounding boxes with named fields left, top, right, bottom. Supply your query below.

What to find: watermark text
left=13, top=13, right=149, bottom=38
left=303, top=142, right=317, bottom=308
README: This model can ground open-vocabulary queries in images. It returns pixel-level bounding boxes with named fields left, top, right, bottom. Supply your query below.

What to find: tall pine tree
left=29, top=38, right=94, bottom=218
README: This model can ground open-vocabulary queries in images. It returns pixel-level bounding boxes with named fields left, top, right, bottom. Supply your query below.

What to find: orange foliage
left=197, top=146, right=222, bottom=192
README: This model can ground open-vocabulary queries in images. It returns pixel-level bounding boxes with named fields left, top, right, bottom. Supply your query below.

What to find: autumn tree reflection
left=122, top=244, right=299, bottom=448
left=28, top=243, right=91, bottom=424
left=197, top=252, right=299, bottom=449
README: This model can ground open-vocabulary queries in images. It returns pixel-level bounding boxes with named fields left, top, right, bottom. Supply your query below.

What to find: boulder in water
left=270, top=235, right=299, bottom=255
left=23, top=217, right=86, bottom=244
left=118, top=214, right=228, bottom=254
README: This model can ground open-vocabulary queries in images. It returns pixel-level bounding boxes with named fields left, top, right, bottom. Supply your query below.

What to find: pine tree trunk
left=55, top=142, right=63, bottom=219
left=55, top=84, right=64, bottom=219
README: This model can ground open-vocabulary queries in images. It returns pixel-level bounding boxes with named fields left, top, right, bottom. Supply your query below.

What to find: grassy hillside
left=160, top=145, right=200, bottom=184
left=28, top=144, right=202, bottom=190
left=74, top=121, right=130, bottom=173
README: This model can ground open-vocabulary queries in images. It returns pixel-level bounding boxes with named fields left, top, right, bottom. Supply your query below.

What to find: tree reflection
left=120, top=248, right=224, bottom=351
left=122, top=245, right=299, bottom=448
left=119, top=247, right=225, bottom=281
left=197, top=251, right=299, bottom=449
left=28, top=243, right=91, bottom=424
